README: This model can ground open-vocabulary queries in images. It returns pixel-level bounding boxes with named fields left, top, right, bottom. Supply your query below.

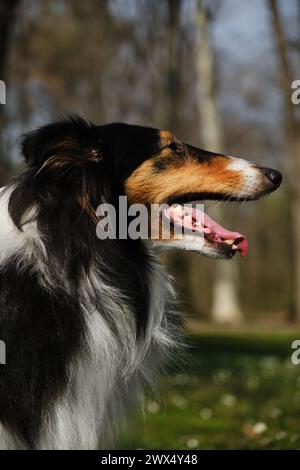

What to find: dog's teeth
left=173, top=205, right=183, bottom=215
left=224, top=239, right=235, bottom=245
left=232, top=244, right=238, bottom=250
left=203, top=227, right=212, bottom=233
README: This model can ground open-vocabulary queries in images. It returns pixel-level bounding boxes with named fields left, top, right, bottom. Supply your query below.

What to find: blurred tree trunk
left=0, top=0, right=19, bottom=181
left=71, top=0, right=112, bottom=122
left=194, top=0, right=242, bottom=324
left=268, top=0, right=300, bottom=322
left=162, top=0, right=187, bottom=281
left=0, top=0, right=19, bottom=74
left=165, top=0, right=181, bottom=133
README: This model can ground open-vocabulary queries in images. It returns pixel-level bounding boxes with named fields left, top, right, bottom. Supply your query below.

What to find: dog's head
left=16, top=116, right=282, bottom=259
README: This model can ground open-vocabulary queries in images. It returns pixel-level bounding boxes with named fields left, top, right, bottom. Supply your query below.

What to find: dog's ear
left=20, top=117, right=104, bottom=225
left=21, top=116, right=102, bottom=170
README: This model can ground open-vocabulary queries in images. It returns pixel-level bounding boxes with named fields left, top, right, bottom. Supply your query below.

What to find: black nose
left=263, top=168, right=282, bottom=187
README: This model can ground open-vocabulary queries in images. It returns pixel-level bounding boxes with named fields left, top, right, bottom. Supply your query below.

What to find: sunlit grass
left=117, top=331, right=300, bottom=450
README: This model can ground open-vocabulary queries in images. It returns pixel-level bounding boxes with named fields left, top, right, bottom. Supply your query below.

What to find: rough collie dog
left=0, top=116, right=281, bottom=449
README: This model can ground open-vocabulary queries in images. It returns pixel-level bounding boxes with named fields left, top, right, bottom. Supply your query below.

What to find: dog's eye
left=168, top=141, right=184, bottom=152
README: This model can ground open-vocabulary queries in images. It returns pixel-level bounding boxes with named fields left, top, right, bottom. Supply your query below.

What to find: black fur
left=0, top=116, right=166, bottom=448
left=0, top=258, right=86, bottom=448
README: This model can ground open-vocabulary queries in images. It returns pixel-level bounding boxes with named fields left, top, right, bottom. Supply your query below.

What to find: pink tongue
left=168, top=205, right=248, bottom=257
left=199, top=210, right=248, bottom=257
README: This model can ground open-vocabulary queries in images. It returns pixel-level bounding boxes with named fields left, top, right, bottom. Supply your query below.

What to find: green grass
left=116, top=331, right=300, bottom=450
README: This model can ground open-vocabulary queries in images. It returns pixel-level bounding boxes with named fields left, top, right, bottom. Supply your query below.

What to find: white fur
left=0, top=187, right=46, bottom=264
left=152, top=235, right=222, bottom=258
left=0, top=188, right=178, bottom=449
left=227, top=157, right=261, bottom=198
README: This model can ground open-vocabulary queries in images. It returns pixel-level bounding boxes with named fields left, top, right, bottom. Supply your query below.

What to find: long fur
left=0, top=117, right=181, bottom=449
left=0, top=116, right=282, bottom=449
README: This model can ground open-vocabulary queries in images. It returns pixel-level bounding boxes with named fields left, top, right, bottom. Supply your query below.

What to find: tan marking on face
left=125, top=156, right=244, bottom=205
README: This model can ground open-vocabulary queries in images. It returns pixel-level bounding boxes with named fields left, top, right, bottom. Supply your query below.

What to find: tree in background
left=0, top=0, right=292, bottom=324
left=268, top=0, right=300, bottom=323
left=193, top=0, right=242, bottom=324
left=165, top=0, right=182, bottom=132
left=0, top=1, right=19, bottom=76
left=160, top=0, right=194, bottom=291
left=0, top=0, right=19, bottom=183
